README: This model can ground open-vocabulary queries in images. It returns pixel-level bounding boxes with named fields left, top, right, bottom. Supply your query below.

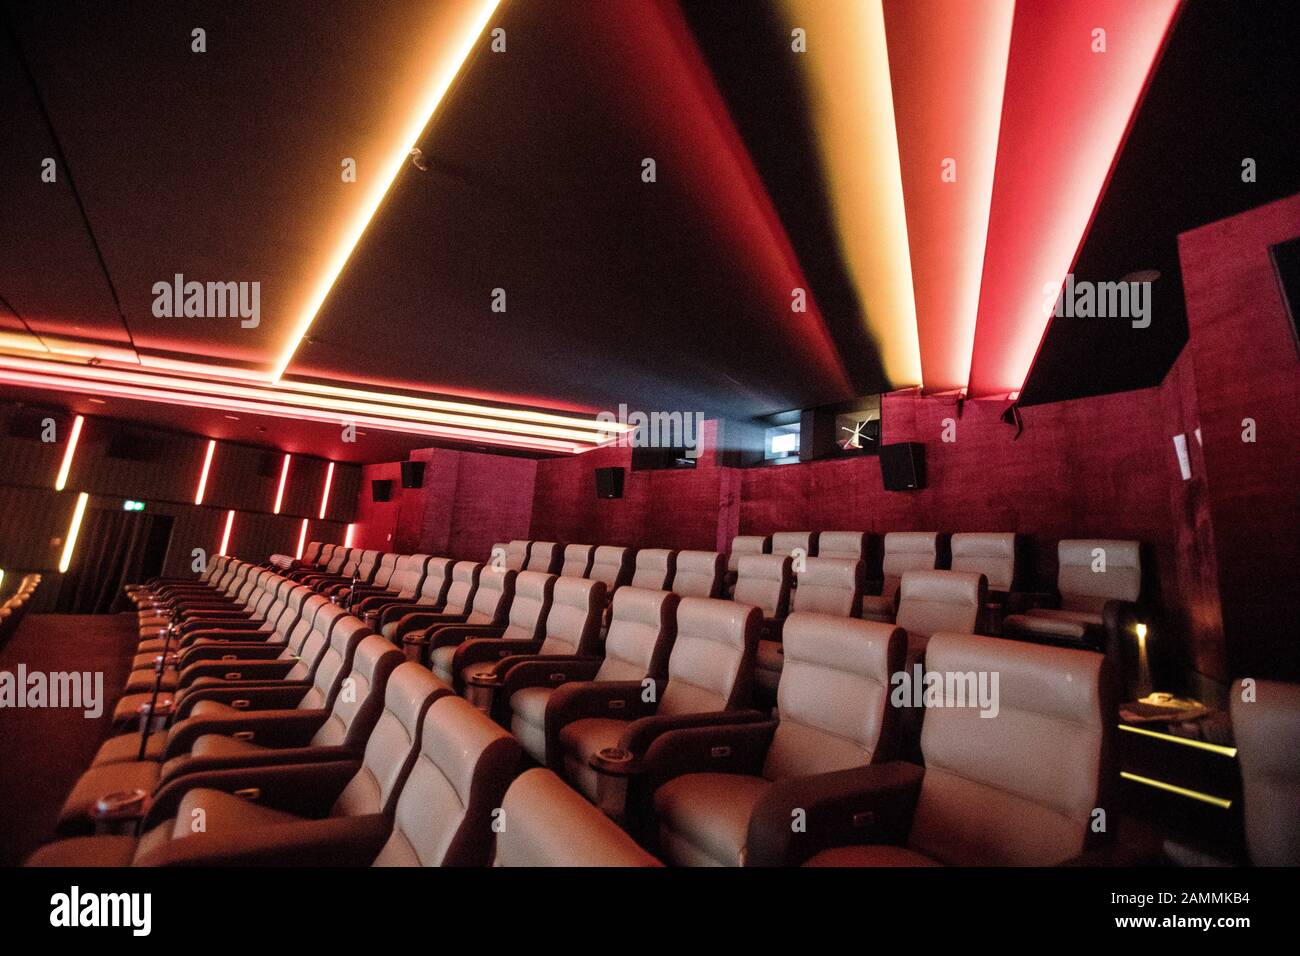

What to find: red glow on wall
left=195, top=439, right=217, bottom=505
left=344, top=522, right=355, bottom=548
left=273, top=453, right=291, bottom=514
left=319, top=461, right=335, bottom=519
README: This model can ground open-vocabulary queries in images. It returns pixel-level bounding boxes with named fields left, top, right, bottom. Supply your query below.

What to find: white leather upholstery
left=1232, top=678, right=1300, bottom=865
left=950, top=533, right=1017, bottom=592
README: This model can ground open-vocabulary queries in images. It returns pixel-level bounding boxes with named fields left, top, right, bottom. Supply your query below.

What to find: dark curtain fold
left=55, top=510, right=167, bottom=614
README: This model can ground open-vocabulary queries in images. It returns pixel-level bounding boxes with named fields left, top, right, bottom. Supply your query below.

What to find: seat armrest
left=1003, top=590, right=1059, bottom=615
left=162, top=744, right=355, bottom=785
left=449, top=635, right=540, bottom=677
left=744, top=761, right=925, bottom=867
left=617, top=710, right=770, bottom=767
left=174, top=682, right=311, bottom=719
left=429, top=623, right=506, bottom=652
left=178, top=642, right=286, bottom=665
left=393, top=610, right=465, bottom=640
left=144, top=759, right=361, bottom=828
left=639, top=718, right=778, bottom=788
left=376, top=601, right=435, bottom=628
left=137, top=813, right=392, bottom=867
left=545, top=680, right=662, bottom=765
left=163, top=708, right=329, bottom=757
left=178, top=626, right=274, bottom=647
left=177, top=658, right=297, bottom=687
left=499, top=656, right=603, bottom=700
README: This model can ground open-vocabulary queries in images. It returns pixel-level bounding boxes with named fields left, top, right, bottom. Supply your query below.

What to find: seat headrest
left=636, top=548, right=674, bottom=570
left=899, top=569, right=984, bottom=607
left=560, top=544, right=594, bottom=576
left=730, top=535, right=770, bottom=554
left=1058, top=539, right=1139, bottom=569
left=737, top=554, right=791, bottom=581
left=951, top=533, right=1017, bottom=591
left=794, top=557, right=864, bottom=615
left=816, top=531, right=867, bottom=559
left=478, top=566, right=512, bottom=593
left=384, top=663, right=451, bottom=732
left=420, top=695, right=517, bottom=815
left=514, top=570, right=554, bottom=601
left=553, top=575, right=601, bottom=611
left=611, top=585, right=678, bottom=626
left=451, top=561, right=479, bottom=583
left=675, top=596, right=755, bottom=653
left=1057, top=539, right=1141, bottom=605
left=772, top=531, right=815, bottom=555
left=672, top=550, right=723, bottom=598
left=884, top=531, right=939, bottom=555
left=351, top=635, right=403, bottom=684
left=782, top=613, right=899, bottom=687
left=895, top=570, right=986, bottom=639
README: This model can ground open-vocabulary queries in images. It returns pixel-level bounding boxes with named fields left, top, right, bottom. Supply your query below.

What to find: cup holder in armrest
left=589, top=746, right=638, bottom=777
left=92, top=789, right=149, bottom=822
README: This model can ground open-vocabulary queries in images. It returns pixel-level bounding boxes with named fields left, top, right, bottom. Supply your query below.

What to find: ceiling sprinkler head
left=409, top=147, right=429, bottom=171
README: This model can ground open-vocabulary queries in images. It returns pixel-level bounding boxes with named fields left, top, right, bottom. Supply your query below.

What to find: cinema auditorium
left=0, top=0, right=1296, bottom=885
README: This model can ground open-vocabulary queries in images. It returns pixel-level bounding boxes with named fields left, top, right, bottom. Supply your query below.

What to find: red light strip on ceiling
left=54, top=414, right=84, bottom=491
left=195, top=439, right=217, bottom=505
left=273, top=454, right=292, bottom=514
left=296, top=518, right=309, bottom=560
left=966, top=0, right=1182, bottom=397
left=219, top=510, right=235, bottom=556
left=0, top=357, right=598, bottom=454
left=319, top=461, right=334, bottom=519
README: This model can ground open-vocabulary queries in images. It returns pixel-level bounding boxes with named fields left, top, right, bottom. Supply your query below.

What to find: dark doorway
left=54, top=509, right=174, bottom=614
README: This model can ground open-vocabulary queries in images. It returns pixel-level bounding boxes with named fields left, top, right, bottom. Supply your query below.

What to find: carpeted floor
left=0, top=613, right=137, bottom=866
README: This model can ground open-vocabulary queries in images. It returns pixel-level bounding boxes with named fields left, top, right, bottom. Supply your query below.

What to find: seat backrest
left=505, top=540, right=530, bottom=571
left=465, top=567, right=515, bottom=626
left=559, top=544, right=595, bottom=578
left=1057, top=539, right=1141, bottom=613
left=727, top=535, right=771, bottom=572
left=950, top=533, right=1017, bottom=593
left=539, top=578, right=604, bottom=657
left=385, top=555, right=427, bottom=599
left=793, top=557, right=864, bottom=617
left=596, top=587, right=679, bottom=683
left=373, top=696, right=521, bottom=866
left=314, top=544, right=337, bottom=570
left=442, top=561, right=482, bottom=616
left=286, top=593, right=331, bottom=651
left=494, top=769, right=662, bottom=867
left=909, top=633, right=1110, bottom=865
left=352, top=549, right=382, bottom=582
left=733, top=555, right=792, bottom=619
left=312, top=635, right=405, bottom=749
left=589, top=546, right=633, bottom=589
left=524, top=541, right=561, bottom=573
left=332, top=664, right=450, bottom=818
left=501, top=571, right=554, bottom=641
left=672, top=550, right=724, bottom=598
left=1231, top=678, right=1300, bottom=865
left=763, top=614, right=904, bottom=780
left=369, top=553, right=400, bottom=590
left=816, top=531, right=867, bottom=561
left=631, top=548, right=676, bottom=590
left=302, top=540, right=324, bottom=565
left=298, top=614, right=372, bottom=715
left=772, top=531, right=817, bottom=558
left=324, top=547, right=351, bottom=575
left=412, top=556, right=448, bottom=603
left=895, top=570, right=985, bottom=639
left=881, top=532, right=940, bottom=602
left=660, top=597, right=759, bottom=717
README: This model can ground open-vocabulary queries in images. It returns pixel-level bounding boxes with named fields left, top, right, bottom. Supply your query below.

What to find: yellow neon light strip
left=58, top=492, right=89, bottom=573
left=1119, top=723, right=1238, bottom=758
left=54, top=414, right=84, bottom=491
left=1120, top=772, right=1233, bottom=809
left=270, top=0, right=504, bottom=381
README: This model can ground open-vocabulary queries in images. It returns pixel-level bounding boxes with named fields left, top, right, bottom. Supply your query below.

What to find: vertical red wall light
left=273, top=453, right=292, bottom=515
left=319, top=461, right=335, bottom=519
left=344, top=523, right=355, bottom=548
left=218, top=510, right=235, bottom=556
left=54, top=414, right=85, bottom=491
left=296, top=518, right=309, bottom=560
left=195, top=439, right=217, bottom=505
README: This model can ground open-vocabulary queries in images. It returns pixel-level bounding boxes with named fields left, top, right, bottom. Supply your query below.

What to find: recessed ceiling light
left=224, top=414, right=240, bottom=420
left=87, top=398, right=107, bottom=404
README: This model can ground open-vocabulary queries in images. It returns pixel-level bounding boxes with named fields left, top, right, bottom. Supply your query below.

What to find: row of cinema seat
left=0, top=572, right=41, bottom=646
left=27, top=543, right=1298, bottom=866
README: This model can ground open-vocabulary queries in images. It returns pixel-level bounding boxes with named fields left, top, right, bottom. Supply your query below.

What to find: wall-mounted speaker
left=400, top=460, right=426, bottom=489
left=880, top=442, right=926, bottom=491
left=371, top=479, right=393, bottom=502
left=595, top=466, right=625, bottom=499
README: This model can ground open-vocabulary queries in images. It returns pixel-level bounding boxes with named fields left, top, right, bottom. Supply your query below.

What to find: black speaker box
left=594, top=467, right=625, bottom=499
left=400, top=460, right=426, bottom=489
left=880, top=442, right=925, bottom=491
left=371, top=479, right=393, bottom=502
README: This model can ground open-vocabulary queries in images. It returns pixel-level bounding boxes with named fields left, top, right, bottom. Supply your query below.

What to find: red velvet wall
left=351, top=447, right=536, bottom=561
left=1178, top=193, right=1300, bottom=682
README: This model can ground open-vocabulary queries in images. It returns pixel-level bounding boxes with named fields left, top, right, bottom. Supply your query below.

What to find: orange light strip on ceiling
left=273, top=454, right=292, bottom=514
left=319, top=461, right=335, bottom=519
left=296, top=518, right=309, bottom=560
left=58, top=492, right=89, bottom=573
left=269, top=0, right=504, bottom=382
left=780, top=0, right=923, bottom=388
left=195, top=439, right=217, bottom=505
left=54, top=414, right=84, bottom=491
left=0, top=357, right=598, bottom=454
left=219, top=510, right=235, bottom=556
